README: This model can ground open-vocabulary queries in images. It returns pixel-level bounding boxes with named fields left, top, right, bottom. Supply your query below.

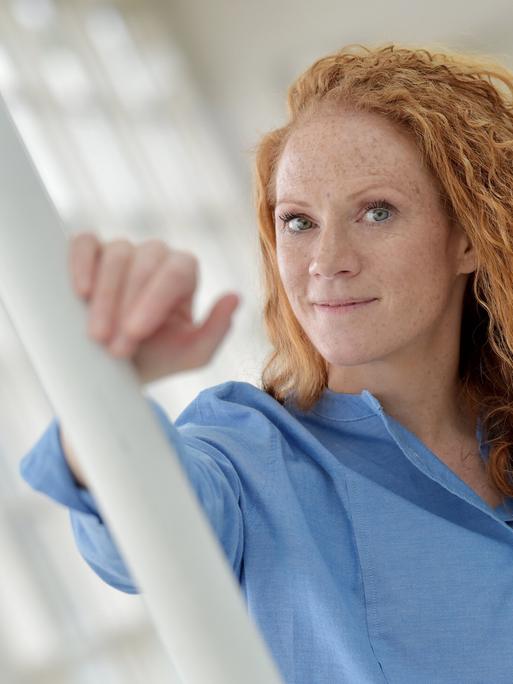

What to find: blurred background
left=1, top=0, right=513, bottom=681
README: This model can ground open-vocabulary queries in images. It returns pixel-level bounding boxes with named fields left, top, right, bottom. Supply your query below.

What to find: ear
left=455, top=226, right=477, bottom=275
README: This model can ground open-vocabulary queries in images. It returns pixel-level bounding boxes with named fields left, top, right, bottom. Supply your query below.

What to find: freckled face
left=273, top=108, right=474, bottom=373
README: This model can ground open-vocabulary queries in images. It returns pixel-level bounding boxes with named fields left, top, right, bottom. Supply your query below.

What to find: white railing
left=0, top=94, right=285, bottom=684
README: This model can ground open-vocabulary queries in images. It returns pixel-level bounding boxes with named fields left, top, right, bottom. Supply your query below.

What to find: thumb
left=192, top=292, right=242, bottom=357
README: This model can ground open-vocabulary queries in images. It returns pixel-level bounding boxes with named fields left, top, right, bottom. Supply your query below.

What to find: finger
left=181, top=293, right=242, bottom=364
left=68, top=232, right=101, bottom=298
left=88, top=240, right=134, bottom=341
left=107, top=241, right=170, bottom=356
left=123, top=252, right=199, bottom=339
left=116, top=240, right=170, bottom=329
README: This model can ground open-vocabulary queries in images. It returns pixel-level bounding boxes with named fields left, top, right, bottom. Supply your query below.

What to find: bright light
left=10, top=0, right=56, bottom=31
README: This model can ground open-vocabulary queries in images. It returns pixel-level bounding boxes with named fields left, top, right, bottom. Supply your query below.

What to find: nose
left=308, top=224, right=360, bottom=279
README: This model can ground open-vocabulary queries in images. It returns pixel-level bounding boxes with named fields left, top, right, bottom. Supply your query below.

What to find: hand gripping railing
left=0, top=95, right=285, bottom=684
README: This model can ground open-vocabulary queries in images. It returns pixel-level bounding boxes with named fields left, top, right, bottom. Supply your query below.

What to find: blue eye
left=278, top=199, right=396, bottom=235
left=363, top=200, right=395, bottom=223
left=278, top=211, right=314, bottom=233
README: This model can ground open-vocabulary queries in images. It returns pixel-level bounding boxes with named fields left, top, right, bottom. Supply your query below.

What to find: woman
left=20, top=43, right=513, bottom=682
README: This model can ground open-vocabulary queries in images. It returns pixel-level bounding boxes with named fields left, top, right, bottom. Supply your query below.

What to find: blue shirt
left=19, top=380, right=513, bottom=683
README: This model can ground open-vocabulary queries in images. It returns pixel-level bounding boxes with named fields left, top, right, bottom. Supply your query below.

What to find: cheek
left=402, top=240, right=449, bottom=286
left=276, top=243, right=308, bottom=294
left=385, top=242, right=452, bottom=324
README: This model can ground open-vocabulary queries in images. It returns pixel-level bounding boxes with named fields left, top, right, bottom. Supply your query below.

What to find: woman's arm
left=20, top=395, right=246, bottom=594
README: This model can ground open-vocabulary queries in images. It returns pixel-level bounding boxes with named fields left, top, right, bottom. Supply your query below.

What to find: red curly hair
left=253, top=42, right=513, bottom=498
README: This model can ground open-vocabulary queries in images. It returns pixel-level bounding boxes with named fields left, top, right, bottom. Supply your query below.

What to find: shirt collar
left=311, top=387, right=388, bottom=421
left=311, top=386, right=490, bottom=462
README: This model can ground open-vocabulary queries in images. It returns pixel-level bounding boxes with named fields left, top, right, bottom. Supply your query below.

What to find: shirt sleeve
left=19, top=394, right=245, bottom=595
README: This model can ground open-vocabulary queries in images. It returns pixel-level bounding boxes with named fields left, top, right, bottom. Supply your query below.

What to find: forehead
left=275, top=110, right=431, bottom=199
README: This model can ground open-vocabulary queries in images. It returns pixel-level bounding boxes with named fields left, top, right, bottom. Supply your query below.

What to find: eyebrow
left=275, top=182, right=410, bottom=210
left=274, top=199, right=311, bottom=210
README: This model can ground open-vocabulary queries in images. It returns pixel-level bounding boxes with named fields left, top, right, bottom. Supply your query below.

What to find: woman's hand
left=68, top=232, right=242, bottom=385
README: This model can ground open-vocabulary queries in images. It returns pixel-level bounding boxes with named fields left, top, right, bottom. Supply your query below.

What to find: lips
left=313, top=298, right=377, bottom=314
left=315, top=298, right=376, bottom=306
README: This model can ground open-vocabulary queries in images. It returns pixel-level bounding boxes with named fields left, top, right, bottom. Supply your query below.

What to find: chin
left=316, top=346, right=377, bottom=367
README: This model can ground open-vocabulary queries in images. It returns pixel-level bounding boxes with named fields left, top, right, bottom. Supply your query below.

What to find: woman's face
left=273, top=107, right=476, bottom=390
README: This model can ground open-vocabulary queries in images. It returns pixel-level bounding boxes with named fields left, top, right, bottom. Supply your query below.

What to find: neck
left=327, top=369, right=477, bottom=449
